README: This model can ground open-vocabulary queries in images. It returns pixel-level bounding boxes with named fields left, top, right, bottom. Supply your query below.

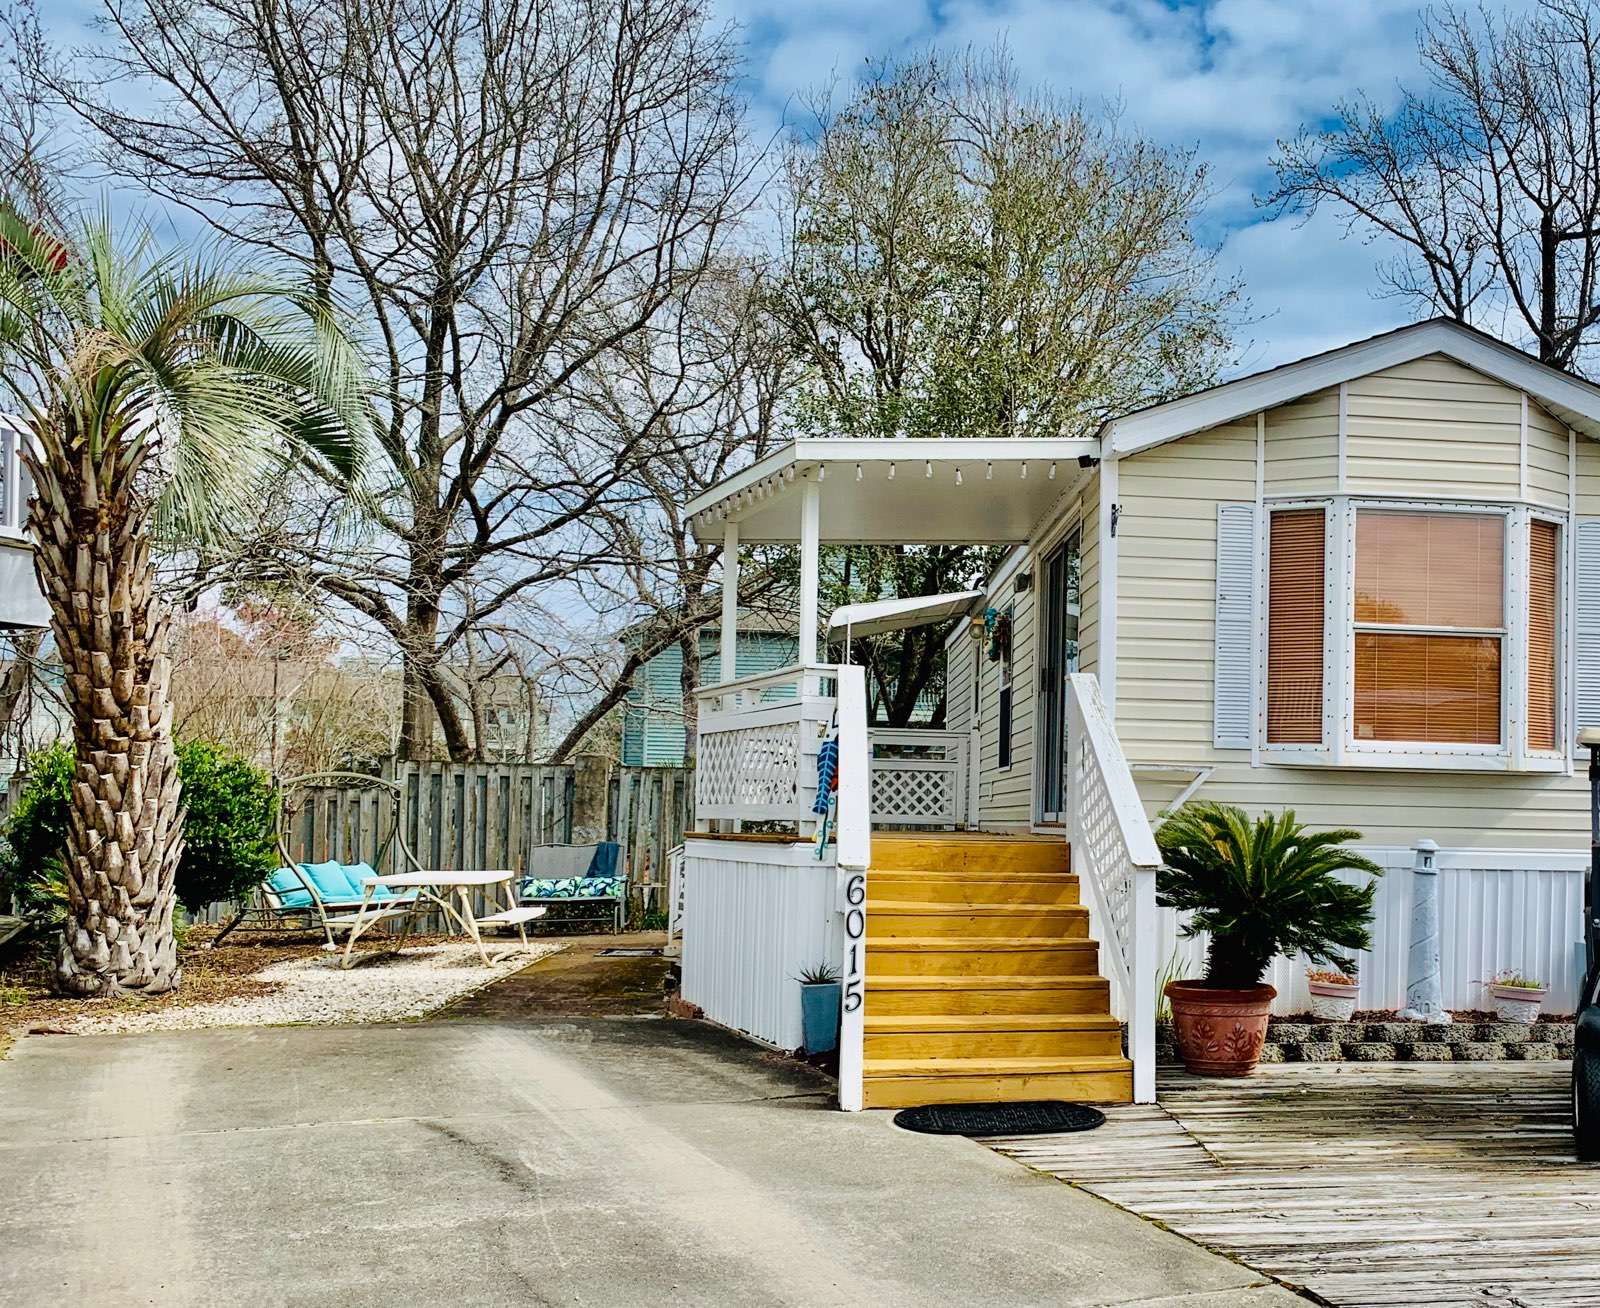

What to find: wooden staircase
left=862, top=835, right=1133, bottom=1110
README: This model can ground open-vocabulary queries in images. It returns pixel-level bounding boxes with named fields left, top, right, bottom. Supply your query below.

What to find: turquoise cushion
left=266, top=867, right=313, bottom=909
left=341, top=860, right=380, bottom=899
left=300, top=860, right=357, bottom=902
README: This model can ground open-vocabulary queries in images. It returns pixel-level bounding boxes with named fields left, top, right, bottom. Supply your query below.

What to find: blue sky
left=717, top=0, right=1532, bottom=372
left=41, top=0, right=1531, bottom=374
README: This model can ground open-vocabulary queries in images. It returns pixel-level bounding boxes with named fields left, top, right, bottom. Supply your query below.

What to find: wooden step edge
left=868, top=936, right=1098, bottom=952
left=862, top=1055, right=1133, bottom=1077
left=867, top=974, right=1109, bottom=989
left=864, top=1014, right=1120, bottom=1033
left=864, top=900, right=1087, bottom=914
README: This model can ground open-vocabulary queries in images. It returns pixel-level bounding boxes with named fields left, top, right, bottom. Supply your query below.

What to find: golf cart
left=1574, top=728, right=1600, bottom=1159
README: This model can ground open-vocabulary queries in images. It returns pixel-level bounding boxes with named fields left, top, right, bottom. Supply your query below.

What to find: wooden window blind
left=1528, top=519, right=1559, bottom=751
left=1267, top=509, right=1325, bottom=744
left=1352, top=509, right=1504, bottom=745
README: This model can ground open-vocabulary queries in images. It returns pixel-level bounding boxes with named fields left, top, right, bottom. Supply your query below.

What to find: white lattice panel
left=871, top=763, right=956, bottom=824
left=696, top=722, right=802, bottom=818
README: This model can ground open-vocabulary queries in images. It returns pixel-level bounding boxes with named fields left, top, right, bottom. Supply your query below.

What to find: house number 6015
left=842, top=873, right=866, bottom=1013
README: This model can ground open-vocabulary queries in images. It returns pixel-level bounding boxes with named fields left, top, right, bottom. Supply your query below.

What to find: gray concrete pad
left=0, top=1017, right=1306, bottom=1307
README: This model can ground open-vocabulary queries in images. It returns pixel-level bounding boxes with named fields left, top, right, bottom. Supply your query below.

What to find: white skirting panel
left=680, top=839, right=843, bottom=1051
left=1097, top=847, right=1590, bottom=1018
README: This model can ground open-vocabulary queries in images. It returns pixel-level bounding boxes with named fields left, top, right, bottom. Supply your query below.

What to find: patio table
left=339, top=869, right=546, bottom=970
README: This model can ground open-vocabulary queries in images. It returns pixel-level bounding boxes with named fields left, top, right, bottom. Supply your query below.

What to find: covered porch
left=678, top=437, right=1164, bottom=1112
left=685, top=436, right=1098, bottom=836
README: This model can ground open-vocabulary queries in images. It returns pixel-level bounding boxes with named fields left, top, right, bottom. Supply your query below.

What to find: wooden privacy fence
left=278, top=761, right=691, bottom=920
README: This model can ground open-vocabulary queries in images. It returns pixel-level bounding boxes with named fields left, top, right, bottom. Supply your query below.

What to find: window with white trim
left=1239, top=497, right=1569, bottom=770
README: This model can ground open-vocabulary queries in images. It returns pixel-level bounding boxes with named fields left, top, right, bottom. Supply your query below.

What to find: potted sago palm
left=1487, top=970, right=1547, bottom=1025
left=1157, top=802, right=1380, bottom=1076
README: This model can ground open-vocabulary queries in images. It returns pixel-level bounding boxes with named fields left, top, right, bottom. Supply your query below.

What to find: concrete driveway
left=0, top=1012, right=1304, bottom=1307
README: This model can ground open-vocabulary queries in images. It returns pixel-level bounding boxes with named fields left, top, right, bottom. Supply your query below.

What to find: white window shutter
left=1214, top=502, right=1257, bottom=748
left=1576, top=518, right=1600, bottom=732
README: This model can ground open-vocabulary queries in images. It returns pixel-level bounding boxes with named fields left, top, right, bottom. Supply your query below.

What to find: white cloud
left=724, top=0, right=1522, bottom=364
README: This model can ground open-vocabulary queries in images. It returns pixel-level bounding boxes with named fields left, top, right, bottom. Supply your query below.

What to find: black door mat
left=892, top=1100, right=1106, bottom=1137
left=595, top=947, right=663, bottom=958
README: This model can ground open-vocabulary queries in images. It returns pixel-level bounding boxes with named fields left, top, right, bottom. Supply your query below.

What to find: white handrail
left=1066, top=672, right=1161, bottom=1104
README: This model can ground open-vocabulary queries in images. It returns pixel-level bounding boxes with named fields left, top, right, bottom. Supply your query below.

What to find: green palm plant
left=1155, top=801, right=1381, bottom=990
left=0, top=204, right=368, bottom=997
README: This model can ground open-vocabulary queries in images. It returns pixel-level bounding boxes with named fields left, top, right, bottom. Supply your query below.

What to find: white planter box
left=1489, top=984, right=1547, bottom=1025
left=1307, top=980, right=1360, bottom=1022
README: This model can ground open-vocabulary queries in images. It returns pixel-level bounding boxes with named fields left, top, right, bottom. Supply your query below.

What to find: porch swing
left=210, top=771, right=424, bottom=949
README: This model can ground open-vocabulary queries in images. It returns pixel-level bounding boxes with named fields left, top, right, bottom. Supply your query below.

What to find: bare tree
left=546, top=266, right=796, bottom=762
left=1266, top=0, right=1600, bottom=371
left=771, top=49, right=1239, bottom=722
left=62, top=0, right=754, bottom=759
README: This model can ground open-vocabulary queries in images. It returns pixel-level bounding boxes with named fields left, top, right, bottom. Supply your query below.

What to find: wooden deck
left=983, top=1062, right=1596, bottom=1307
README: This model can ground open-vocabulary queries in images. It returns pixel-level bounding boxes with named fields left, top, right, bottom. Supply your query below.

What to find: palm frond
left=1156, top=800, right=1382, bottom=988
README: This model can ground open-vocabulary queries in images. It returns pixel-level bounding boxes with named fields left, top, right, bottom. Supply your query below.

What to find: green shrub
left=0, top=739, right=278, bottom=918
left=1155, top=801, right=1381, bottom=989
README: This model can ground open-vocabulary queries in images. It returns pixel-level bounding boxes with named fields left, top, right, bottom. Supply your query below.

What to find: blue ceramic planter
left=800, top=981, right=841, bottom=1054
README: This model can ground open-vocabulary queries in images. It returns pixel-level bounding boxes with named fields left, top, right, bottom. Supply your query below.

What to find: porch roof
left=685, top=437, right=1099, bottom=545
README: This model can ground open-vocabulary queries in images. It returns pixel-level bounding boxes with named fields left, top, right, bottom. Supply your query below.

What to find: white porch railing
left=868, top=728, right=967, bottom=827
left=694, top=664, right=837, bottom=831
left=1065, top=672, right=1161, bottom=1104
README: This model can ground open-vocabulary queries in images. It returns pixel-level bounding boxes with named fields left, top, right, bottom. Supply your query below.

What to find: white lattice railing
left=1065, top=672, right=1161, bottom=1104
left=695, top=664, right=837, bottom=829
left=868, top=728, right=967, bottom=827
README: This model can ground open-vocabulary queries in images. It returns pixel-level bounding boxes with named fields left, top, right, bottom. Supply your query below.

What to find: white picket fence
left=1141, top=847, right=1590, bottom=1017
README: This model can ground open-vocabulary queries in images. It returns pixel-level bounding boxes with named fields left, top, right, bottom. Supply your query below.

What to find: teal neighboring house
left=621, top=626, right=796, bottom=767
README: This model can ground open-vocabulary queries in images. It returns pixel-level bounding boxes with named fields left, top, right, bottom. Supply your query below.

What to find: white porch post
left=799, top=478, right=821, bottom=664
left=720, top=519, right=740, bottom=682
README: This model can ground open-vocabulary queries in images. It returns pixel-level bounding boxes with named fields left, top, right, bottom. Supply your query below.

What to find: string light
left=1020, top=462, right=1028, bottom=479
left=855, top=464, right=863, bottom=481
left=985, top=462, right=993, bottom=480
left=1048, top=462, right=1057, bottom=480
left=955, top=467, right=963, bottom=485
left=888, top=462, right=896, bottom=480
left=925, top=461, right=933, bottom=478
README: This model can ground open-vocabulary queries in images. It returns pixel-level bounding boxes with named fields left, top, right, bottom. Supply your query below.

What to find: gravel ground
left=48, top=940, right=566, bottom=1036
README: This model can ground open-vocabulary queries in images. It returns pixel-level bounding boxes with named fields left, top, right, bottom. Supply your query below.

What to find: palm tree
left=0, top=206, right=367, bottom=996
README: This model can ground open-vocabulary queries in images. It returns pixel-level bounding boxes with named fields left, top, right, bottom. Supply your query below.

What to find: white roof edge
left=684, top=436, right=1101, bottom=523
left=1101, top=319, right=1600, bottom=456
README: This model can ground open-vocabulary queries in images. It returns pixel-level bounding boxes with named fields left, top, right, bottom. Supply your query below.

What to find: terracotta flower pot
left=1165, top=980, right=1277, bottom=1076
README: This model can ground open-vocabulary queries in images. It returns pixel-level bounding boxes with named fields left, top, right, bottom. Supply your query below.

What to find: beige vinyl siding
left=1577, top=431, right=1600, bottom=514
left=1526, top=401, right=1572, bottom=509
left=977, top=581, right=1035, bottom=827
left=1263, top=389, right=1337, bottom=493
left=1117, top=420, right=1256, bottom=764
left=945, top=621, right=973, bottom=737
left=1077, top=482, right=1100, bottom=678
left=1114, top=367, right=1595, bottom=851
left=1345, top=356, right=1523, bottom=498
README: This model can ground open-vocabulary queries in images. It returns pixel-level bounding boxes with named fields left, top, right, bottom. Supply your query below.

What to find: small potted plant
left=797, top=962, right=841, bottom=1054
left=1487, top=969, right=1547, bottom=1025
left=1157, top=802, right=1380, bottom=1077
left=1306, top=967, right=1361, bottom=1022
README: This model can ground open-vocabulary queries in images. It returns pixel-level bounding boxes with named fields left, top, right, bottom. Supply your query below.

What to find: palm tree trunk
left=26, top=431, right=184, bottom=996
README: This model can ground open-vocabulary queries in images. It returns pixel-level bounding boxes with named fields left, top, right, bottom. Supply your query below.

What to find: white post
left=1097, top=456, right=1119, bottom=717
left=799, top=478, right=821, bottom=665
left=835, top=662, right=870, bottom=1112
left=720, top=519, right=740, bottom=682
left=1130, top=872, right=1157, bottom=1104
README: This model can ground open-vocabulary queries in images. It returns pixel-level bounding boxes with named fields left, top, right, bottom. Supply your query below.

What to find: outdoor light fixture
left=1014, top=571, right=1033, bottom=594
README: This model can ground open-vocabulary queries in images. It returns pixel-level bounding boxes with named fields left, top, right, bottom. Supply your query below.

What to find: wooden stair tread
left=871, top=936, right=1096, bottom=951
left=863, top=1055, right=1132, bottom=1076
left=864, top=1014, right=1118, bottom=1033
left=865, top=899, right=1084, bottom=914
left=868, top=974, right=1106, bottom=988
left=867, top=869, right=1078, bottom=881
